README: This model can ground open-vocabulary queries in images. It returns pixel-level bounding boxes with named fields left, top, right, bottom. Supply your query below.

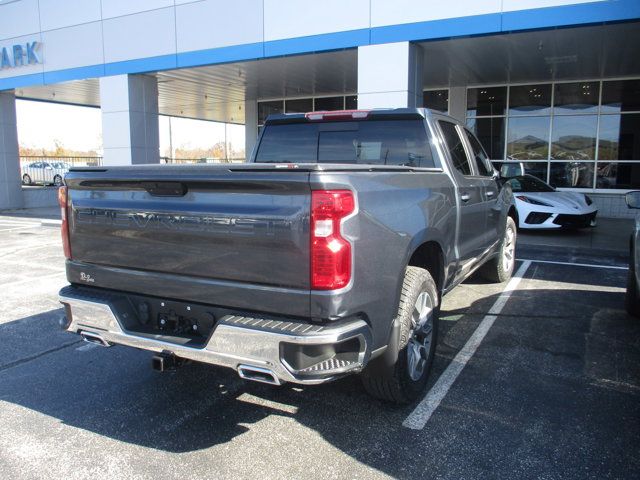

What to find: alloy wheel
left=407, top=291, right=434, bottom=381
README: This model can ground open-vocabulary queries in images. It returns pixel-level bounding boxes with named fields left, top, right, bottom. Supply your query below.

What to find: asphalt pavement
left=0, top=215, right=638, bottom=479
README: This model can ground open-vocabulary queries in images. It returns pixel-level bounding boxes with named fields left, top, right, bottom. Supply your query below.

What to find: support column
left=357, top=42, right=423, bottom=109
left=0, top=91, right=23, bottom=210
left=100, top=74, right=159, bottom=165
left=448, top=86, right=466, bottom=123
left=244, top=99, right=258, bottom=161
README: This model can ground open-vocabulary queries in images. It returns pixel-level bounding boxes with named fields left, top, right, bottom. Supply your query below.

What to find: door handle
left=486, top=190, right=495, bottom=197
left=460, top=193, right=470, bottom=202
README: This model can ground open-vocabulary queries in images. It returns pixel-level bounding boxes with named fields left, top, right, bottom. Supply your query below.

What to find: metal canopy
left=14, top=50, right=358, bottom=125
left=420, top=21, right=640, bottom=87
left=13, top=21, right=640, bottom=123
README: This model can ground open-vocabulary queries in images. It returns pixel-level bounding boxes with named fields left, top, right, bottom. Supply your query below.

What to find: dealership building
left=0, top=0, right=639, bottom=216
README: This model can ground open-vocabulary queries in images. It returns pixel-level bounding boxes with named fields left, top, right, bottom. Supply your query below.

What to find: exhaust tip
left=80, top=331, right=111, bottom=347
left=238, top=365, right=281, bottom=385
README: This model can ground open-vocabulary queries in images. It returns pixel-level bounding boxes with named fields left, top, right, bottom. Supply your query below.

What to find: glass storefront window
left=466, top=79, right=640, bottom=190
left=466, top=87, right=507, bottom=117
left=598, top=113, right=640, bottom=160
left=550, top=115, right=597, bottom=160
left=596, top=162, right=640, bottom=189
left=314, top=96, right=344, bottom=111
left=601, top=79, right=640, bottom=113
left=285, top=98, right=313, bottom=113
left=509, top=84, right=552, bottom=116
left=553, top=82, right=599, bottom=114
left=345, top=95, right=358, bottom=110
left=258, top=100, right=283, bottom=125
left=466, top=117, right=505, bottom=160
left=507, top=116, right=550, bottom=160
left=423, top=90, right=448, bottom=113
left=549, top=162, right=594, bottom=188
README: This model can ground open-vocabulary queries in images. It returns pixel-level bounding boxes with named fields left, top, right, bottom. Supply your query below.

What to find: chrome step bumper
left=59, top=286, right=371, bottom=385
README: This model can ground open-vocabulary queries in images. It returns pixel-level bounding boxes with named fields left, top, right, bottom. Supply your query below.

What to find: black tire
left=22, top=174, right=31, bottom=185
left=625, top=264, right=640, bottom=318
left=53, top=175, right=63, bottom=186
left=361, top=266, right=439, bottom=404
left=481, top=216, right=517, bottom=283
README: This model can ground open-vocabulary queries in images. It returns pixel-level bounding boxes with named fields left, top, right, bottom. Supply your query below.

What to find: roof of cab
left=263, top=107, right=438, bottom=125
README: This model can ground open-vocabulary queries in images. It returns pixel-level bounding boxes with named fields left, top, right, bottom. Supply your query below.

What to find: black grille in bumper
left=525, top=212, right=553, bottom=224
left=553, top=212, right=597, bottom=228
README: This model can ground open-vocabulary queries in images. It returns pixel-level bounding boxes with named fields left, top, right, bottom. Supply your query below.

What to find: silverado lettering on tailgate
left=74, top=208, right=294, bottom=238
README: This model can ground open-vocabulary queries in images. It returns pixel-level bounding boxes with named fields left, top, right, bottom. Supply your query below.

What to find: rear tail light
left=58, top=186, right=71, bottom=259
left=311, top=190, right=355, bottom=290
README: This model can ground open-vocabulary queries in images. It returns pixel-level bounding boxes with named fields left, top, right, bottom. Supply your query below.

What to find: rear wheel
left=53, top=174, right=63, bottom=186
left=481, top=216, right=517, bottom=283
left=22, top=174, right=31, bottom=185
left=361, top=266, right=439, bottom=404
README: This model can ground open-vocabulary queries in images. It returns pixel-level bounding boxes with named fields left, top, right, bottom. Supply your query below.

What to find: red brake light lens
left=58, top=186, right=71, bottom=259
left=311, top=190, right=355, bottom=290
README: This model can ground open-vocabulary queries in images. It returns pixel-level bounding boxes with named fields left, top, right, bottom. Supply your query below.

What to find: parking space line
left=520, top=258, right=627, bottom=270
left=0, top=225, right=41, bottom=233
left=403, top=260, right=532, bottom=430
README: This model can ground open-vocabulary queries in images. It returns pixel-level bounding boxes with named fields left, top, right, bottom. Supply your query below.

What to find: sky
left=16, top=99, right=245, bottom=156
left=16, top=100, right=103, bottom=152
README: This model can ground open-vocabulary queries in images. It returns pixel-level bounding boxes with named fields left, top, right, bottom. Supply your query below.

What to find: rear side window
left=465, top=128, right=493, bottom=176
left=439, top=121, right=472, bottom=176
left=255, top=120, right=436, bottom=167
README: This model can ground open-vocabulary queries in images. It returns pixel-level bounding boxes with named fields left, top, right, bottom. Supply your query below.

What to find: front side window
left=465, top=128, right=493, bottom=176
left=439, top=121, right=472, bottom=176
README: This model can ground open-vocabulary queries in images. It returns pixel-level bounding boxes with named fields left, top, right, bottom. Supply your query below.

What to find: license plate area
left=123, top=294, right=219, bottom=346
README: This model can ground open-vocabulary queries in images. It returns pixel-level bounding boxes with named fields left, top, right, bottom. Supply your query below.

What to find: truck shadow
left=0, top=274, right=639, bottom=478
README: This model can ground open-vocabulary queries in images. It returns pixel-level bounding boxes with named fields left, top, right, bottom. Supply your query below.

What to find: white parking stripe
left=0, top=225, right=41, bottom=233
left=403, top=260, right=532, bottom=430
left=520, top=258, right=627, bottom=270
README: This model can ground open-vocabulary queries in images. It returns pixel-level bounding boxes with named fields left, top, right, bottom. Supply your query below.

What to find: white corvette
left=505, top=175, right=597, bottom=229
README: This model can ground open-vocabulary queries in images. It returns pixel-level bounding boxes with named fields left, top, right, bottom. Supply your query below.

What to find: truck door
left=462, top=127, right=502, bottom=249
left=437, top=120, right=487, bottom=274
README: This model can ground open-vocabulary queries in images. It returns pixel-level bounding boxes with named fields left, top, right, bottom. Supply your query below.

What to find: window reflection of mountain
left=508, top=135, right=547, bottom=160
left=551, top=135, right=595, bottom=160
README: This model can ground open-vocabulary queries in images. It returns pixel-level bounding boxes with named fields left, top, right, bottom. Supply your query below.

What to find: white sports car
left=505, top=175, right=597, bottom=229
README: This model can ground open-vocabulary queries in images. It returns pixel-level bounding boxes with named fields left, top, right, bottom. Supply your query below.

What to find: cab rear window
left=255, top=120, right=437, bottom=167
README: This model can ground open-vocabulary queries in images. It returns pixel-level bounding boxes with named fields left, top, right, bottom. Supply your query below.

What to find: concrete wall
left=590, top=193, right=637, bottom=219
left=22, top=187, right=57, bottom=209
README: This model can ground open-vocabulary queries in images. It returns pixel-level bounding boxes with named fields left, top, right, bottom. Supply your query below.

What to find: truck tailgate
left=65, top=167, right=311, bottom=290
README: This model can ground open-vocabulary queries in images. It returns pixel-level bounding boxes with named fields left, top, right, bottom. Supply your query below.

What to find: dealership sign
left=0, top=41, right=41, bottom=69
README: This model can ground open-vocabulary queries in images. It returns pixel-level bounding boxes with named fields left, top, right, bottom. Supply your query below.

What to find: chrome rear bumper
left=59, top=286, right=371, bottom=385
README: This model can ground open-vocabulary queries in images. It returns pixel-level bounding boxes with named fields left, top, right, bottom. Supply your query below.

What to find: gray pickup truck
left=58, top=108, right=516, bottom=404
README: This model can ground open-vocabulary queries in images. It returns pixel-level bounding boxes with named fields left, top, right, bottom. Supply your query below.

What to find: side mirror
left=625, top=191, right=640, bottom=209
